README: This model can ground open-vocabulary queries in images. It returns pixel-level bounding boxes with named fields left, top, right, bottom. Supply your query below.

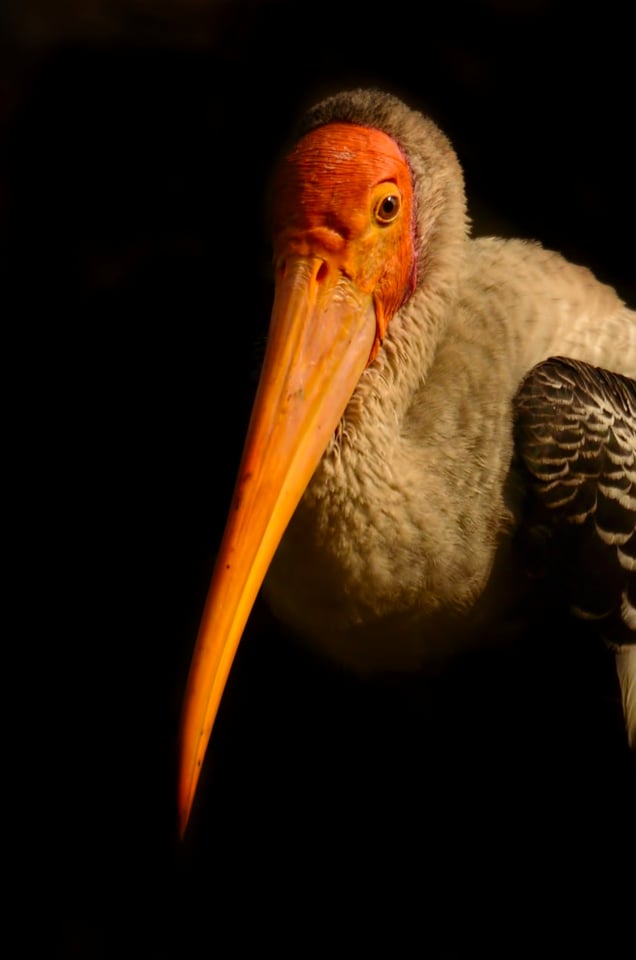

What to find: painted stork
left=178, top=88, right=636, bottom=837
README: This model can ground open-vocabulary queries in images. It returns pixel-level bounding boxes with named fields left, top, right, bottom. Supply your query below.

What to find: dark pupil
left=381, top=196, right=397, bottom=217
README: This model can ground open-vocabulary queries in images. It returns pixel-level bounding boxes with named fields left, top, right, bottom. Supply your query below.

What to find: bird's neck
left=264, top=247, right=500, bottom=671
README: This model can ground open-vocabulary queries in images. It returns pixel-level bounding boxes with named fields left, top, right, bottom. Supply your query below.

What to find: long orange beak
left=178, top=254, right=376, bottom=835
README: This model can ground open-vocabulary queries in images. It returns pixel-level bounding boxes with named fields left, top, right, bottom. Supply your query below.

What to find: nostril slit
left=316, top=260, right=328, bottom=282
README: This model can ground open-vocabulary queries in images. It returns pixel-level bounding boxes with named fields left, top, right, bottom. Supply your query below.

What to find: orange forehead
left=274, top=122, right=412, bottom=235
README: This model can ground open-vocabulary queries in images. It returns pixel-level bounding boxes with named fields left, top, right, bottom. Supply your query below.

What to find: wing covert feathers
left=514, top=356, right=636, bottom=642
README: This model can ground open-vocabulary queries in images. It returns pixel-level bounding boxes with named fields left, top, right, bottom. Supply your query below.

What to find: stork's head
left=178, top=90, right=467, bottom=835
left=272, top=121, right=417, bottom=363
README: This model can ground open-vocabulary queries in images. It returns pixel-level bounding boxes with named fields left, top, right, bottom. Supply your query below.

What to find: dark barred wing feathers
left=514, top=356, right=635, bottom=641
left=513, top=357, right=635, bottom=746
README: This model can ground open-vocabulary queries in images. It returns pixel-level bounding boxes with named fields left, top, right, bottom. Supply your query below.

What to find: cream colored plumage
left=264, top=92, right=636, bottom=676
left=179, top=88, right=636, bottom=834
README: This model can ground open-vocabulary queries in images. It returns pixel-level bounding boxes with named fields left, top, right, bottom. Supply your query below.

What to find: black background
left=5, top=1, right=636, bottom=955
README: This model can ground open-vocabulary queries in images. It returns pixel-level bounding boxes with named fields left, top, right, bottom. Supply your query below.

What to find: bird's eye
left=373, top=188, right=402, bottom=225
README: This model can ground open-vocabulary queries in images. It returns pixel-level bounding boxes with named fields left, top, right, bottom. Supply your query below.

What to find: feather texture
left=266, top=93, right=636, bottom=679
left=513, top=357, right=636, bottom=747
left=514, top=356, right=636, bottom=640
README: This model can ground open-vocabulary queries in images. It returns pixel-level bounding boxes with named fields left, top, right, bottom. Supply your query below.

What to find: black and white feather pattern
left=513, top=356, right=636, bottom=648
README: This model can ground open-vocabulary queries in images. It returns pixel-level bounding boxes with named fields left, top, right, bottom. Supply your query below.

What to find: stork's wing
left=513, top=356, right=636, bottom=746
